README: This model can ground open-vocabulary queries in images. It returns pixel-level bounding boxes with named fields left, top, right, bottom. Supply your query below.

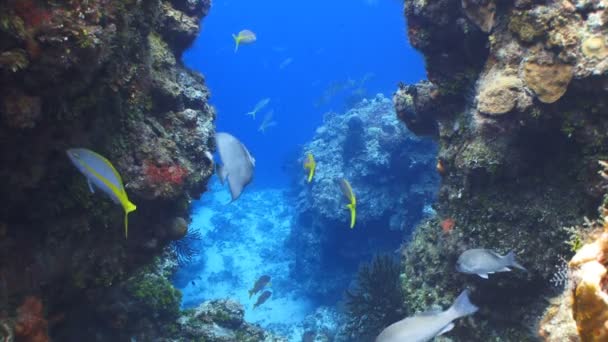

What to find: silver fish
left=376, top=290, right=478, bottom=342
left=279, top=57, right=293, bottom=70
left=258, top=109, right=277, bottom=133
left=215, top=132, right=255, bottom=201
left=246, top=98, right=270, bottom=119
left=456, top=248, right=527, bottom=279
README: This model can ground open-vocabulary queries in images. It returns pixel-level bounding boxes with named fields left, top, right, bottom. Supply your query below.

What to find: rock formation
left=289, top=94, right=438, bottom=301
left=0, top=0, right=233, bottom=339
left=392, top=0, right=608, bottom=340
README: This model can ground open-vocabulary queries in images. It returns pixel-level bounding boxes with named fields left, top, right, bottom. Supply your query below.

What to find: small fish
left=258, top=110, right=277, bottom=133
left=456, top=248, right=527, bottom=279
left=339, top=179, right=356, bottom=228
left=303, top=153, right=316, bottom=183
left=232, top=29, right=256, bottom=52
left=215, top=132, right=255, bottom=201
left=246, top=98, right=270, bottom=119
left=376, top=290, right=478, bottom=342
left=279, top=57, right=293, bottom=70
left=67, top=148, right=136, bottom=239
left=253, top=290, right=272, bottom=309
left=249, top=275, right=271, bottom=298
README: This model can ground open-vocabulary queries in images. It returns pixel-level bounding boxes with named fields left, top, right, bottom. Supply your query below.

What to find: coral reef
left=392, top=0, right=608, bottom=340
left=289, top=94, right=438, bottom=301
left=0, top=0, right=217, bottom=339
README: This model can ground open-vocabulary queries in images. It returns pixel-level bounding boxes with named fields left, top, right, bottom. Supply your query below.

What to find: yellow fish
left=67, top=148, right=137, bottom=239
left=232, top=29, right=257, bottom=52
left=303, top=153, right=316, bottom=183
left=339, top=179, right=356, bottom=228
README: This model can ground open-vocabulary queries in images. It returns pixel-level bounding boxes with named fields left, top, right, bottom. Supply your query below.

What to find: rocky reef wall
left=289, top=94, right=438, bottom=302
left=0, top=0, right=217, bottom=339
left=393, top=0, right=608, bottom=340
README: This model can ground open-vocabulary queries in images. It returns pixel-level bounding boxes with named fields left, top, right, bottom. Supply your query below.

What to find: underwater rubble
left=171, top=299, right=287, bottom=342
left=289, top=94, right=438, bottom=301
left=391, top=0, right=608, bottom=341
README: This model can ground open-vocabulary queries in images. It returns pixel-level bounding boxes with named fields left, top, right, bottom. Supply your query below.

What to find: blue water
left=184, top=0, right=425, bottom=188
left=175, top=1, right=431, bottom=339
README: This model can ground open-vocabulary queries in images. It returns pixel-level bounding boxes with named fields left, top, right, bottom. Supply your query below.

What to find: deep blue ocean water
left=174, top=1, right=431, bottom=339
left=183, top=0, right=425, bottom=188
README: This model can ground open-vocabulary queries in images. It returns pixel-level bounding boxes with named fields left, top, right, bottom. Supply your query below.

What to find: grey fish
left=215, top=132, right=255, bottom=201
left=279, top=57, right=293, bottom=70
left=249, top=275, right=271, bottom=298
left=456, top=248, right=527, bottom=279
left=246, top=98, right=270, bottom=119
left=376, top=290, right=478, bottom=342
left=258, top=109, right=277, bottom=133
left=253, top=290, right=272, bottom=309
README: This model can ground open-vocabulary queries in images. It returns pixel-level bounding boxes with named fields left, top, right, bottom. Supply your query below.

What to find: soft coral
left=12, top=0, right=52, bottom=29
left=144, top=161, right=189, bottom=186
left=14, top=296, right=48, bottom=342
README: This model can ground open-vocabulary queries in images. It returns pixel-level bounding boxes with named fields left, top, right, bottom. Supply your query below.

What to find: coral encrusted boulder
left=288, top=94, right=438, bottom=301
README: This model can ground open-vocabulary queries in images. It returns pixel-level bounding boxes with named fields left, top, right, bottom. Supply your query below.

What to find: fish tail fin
left=506, top=251, right=527, bottom=272
left=233, top=34, right=240, bottom=52
left=248, top=290, right=253, bottom=299
left=124, top=201, right=136, bottom=239
left=346, top=204, right=356, bottom=229
left=307, top=167, right=314, bottom=183
left=450, top=290, right=478, bottom=318
left=246, top=111, right=255, bottom=119
left=125, top=201, right=137, bottom=214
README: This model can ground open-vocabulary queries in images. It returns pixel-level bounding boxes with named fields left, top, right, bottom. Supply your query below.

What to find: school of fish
left=63, top=27, right=534, bottom=341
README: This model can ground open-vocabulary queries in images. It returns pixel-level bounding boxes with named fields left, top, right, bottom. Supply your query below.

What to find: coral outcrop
left=0, top=0, right=217, bottom=339
left=392, top=0, right=608, bottom=340
left=173, top=299, right=287, bottom=342
left=540, top=163, right=608, bottom=342
left=289, top=94, right=438, bottom=300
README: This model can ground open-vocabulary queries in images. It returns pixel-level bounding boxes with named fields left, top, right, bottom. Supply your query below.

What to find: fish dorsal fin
left=418, top=307, right=442, bottom=316
left=489, top=250, right=504, bottom=258
left=240, top=143, right=255, bottom=166
left=437, top=323, right=455, bottom=336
